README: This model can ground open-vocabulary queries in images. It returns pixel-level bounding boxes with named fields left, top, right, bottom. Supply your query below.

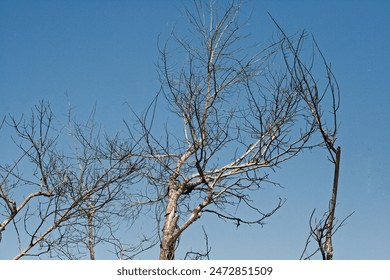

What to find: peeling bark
left=159, top=188, right=180, bottom=260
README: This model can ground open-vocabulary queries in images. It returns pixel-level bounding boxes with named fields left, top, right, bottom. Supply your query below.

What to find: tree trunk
left=87, top=211, right=95, bottom=260
left=159, top=188, right=180, bottom=260
left=325, top=146, right=341, bottom=260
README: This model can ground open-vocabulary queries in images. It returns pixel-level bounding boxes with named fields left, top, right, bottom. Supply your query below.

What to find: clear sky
left=1, top=0, right=389, bottom=260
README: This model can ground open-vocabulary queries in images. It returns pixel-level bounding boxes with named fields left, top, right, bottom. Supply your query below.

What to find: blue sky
left=1, top=0, right=389, bottom=259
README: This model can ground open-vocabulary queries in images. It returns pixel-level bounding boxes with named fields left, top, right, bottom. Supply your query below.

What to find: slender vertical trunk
left=325, top=146, right=341, bottom=260
left=87, top=207, right=95, bottom=260
left=159, top=188, right=180, bottom=260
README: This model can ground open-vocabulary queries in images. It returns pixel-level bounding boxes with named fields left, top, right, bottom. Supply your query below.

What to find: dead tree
left=0, top=102, right=144, bottom=259
left=45, top=108, right=146, bottom=260
left=135, top=0, right=337, bottom=259
left=269, top=18, right=350, bottom=259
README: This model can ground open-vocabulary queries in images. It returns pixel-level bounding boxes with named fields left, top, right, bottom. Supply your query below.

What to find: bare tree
left=287, top=35, right=349, bottom=260
left=0, top=102, right=59, bottom=258
left=0, top=102, right=145, bottom=259
left=268, top=18, right=351, bottom=259
left=45, top=108, right=147, bottom=260
left=134, top=0, right=338, bottom=260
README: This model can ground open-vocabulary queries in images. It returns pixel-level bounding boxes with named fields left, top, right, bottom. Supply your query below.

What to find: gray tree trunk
left=159, top=188, right=180, bottom=260
left=325, top=146, right=341, bottom=260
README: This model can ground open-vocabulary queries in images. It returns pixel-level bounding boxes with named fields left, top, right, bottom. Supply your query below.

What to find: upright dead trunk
left=324, top=146, right=341, bottom=260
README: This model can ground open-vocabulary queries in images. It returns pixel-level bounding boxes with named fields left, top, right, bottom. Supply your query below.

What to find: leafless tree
left=0, top=102, right=145, bottom=259
left=133, top=0, right=339, bottom=260
left=268, top=18, right=351, bottom=260
left=45, top=107, right=148, bottom=260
